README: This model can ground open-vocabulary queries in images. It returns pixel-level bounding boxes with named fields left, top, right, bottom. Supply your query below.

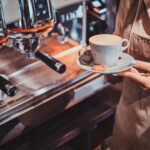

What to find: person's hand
left=112, top=60, right=150, bottom=90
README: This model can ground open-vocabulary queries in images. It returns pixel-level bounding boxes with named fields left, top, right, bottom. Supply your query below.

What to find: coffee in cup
left=89, top=34, right=130, bottom=66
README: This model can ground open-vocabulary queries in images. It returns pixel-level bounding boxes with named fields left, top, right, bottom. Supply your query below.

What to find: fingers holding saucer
left=113, top=71, right=150, bottom=89
left=133, top=60, right=150, bottom=72
left=112, top=68, right=139, bottom=77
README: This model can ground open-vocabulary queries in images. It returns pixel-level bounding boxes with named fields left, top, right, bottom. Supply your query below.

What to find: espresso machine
left=0, top=0, right=118, bottom=124
left=0, top=0, right=89, bottom=122
left=1, top=0, right=66, bottom=74
left=0, top=0, right=69, bottom=101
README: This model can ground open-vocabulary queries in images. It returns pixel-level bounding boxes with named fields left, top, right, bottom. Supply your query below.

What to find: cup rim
left=89, top=34, right=122, bottom=46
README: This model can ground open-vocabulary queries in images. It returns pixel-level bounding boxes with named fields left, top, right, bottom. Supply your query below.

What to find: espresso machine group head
left=0, top=0, right=66, bottom=74
left=7, top=0, right=56, bottom=58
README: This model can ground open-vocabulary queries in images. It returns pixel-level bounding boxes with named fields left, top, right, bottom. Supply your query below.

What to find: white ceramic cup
left=89, top=34, right=130, bottom=66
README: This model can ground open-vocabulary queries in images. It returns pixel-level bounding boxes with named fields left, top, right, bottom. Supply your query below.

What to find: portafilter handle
left=0, top=75, right=17, bottom=97
left=35, top=50, right=66, bottom=74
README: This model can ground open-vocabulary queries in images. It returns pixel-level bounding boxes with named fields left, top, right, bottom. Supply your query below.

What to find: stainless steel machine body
left=4, top=0, right=56, bottom=58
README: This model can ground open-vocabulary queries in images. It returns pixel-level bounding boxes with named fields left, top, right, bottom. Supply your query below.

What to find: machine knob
left=35, top=50, right=66, bottom=74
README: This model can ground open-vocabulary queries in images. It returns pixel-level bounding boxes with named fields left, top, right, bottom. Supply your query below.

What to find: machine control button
left=43, top=10, right=47, bottom=14
left=37, top=12, right=40, bottom=16
left=38, top=4, right=43, bottom=9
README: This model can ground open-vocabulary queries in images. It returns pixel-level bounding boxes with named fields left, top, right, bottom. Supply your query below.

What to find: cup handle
left=121, top=39, right=130, bottom=51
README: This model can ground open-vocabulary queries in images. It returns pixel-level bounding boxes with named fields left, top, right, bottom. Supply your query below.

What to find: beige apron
left=111, top=0, right=150, bottom=150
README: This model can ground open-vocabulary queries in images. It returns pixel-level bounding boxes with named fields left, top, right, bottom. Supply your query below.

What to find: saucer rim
left=77, top=52, right=135, bottom=74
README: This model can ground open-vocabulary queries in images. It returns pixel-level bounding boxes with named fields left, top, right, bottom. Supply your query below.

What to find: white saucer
left=77, top=53, right=135, bottom=74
